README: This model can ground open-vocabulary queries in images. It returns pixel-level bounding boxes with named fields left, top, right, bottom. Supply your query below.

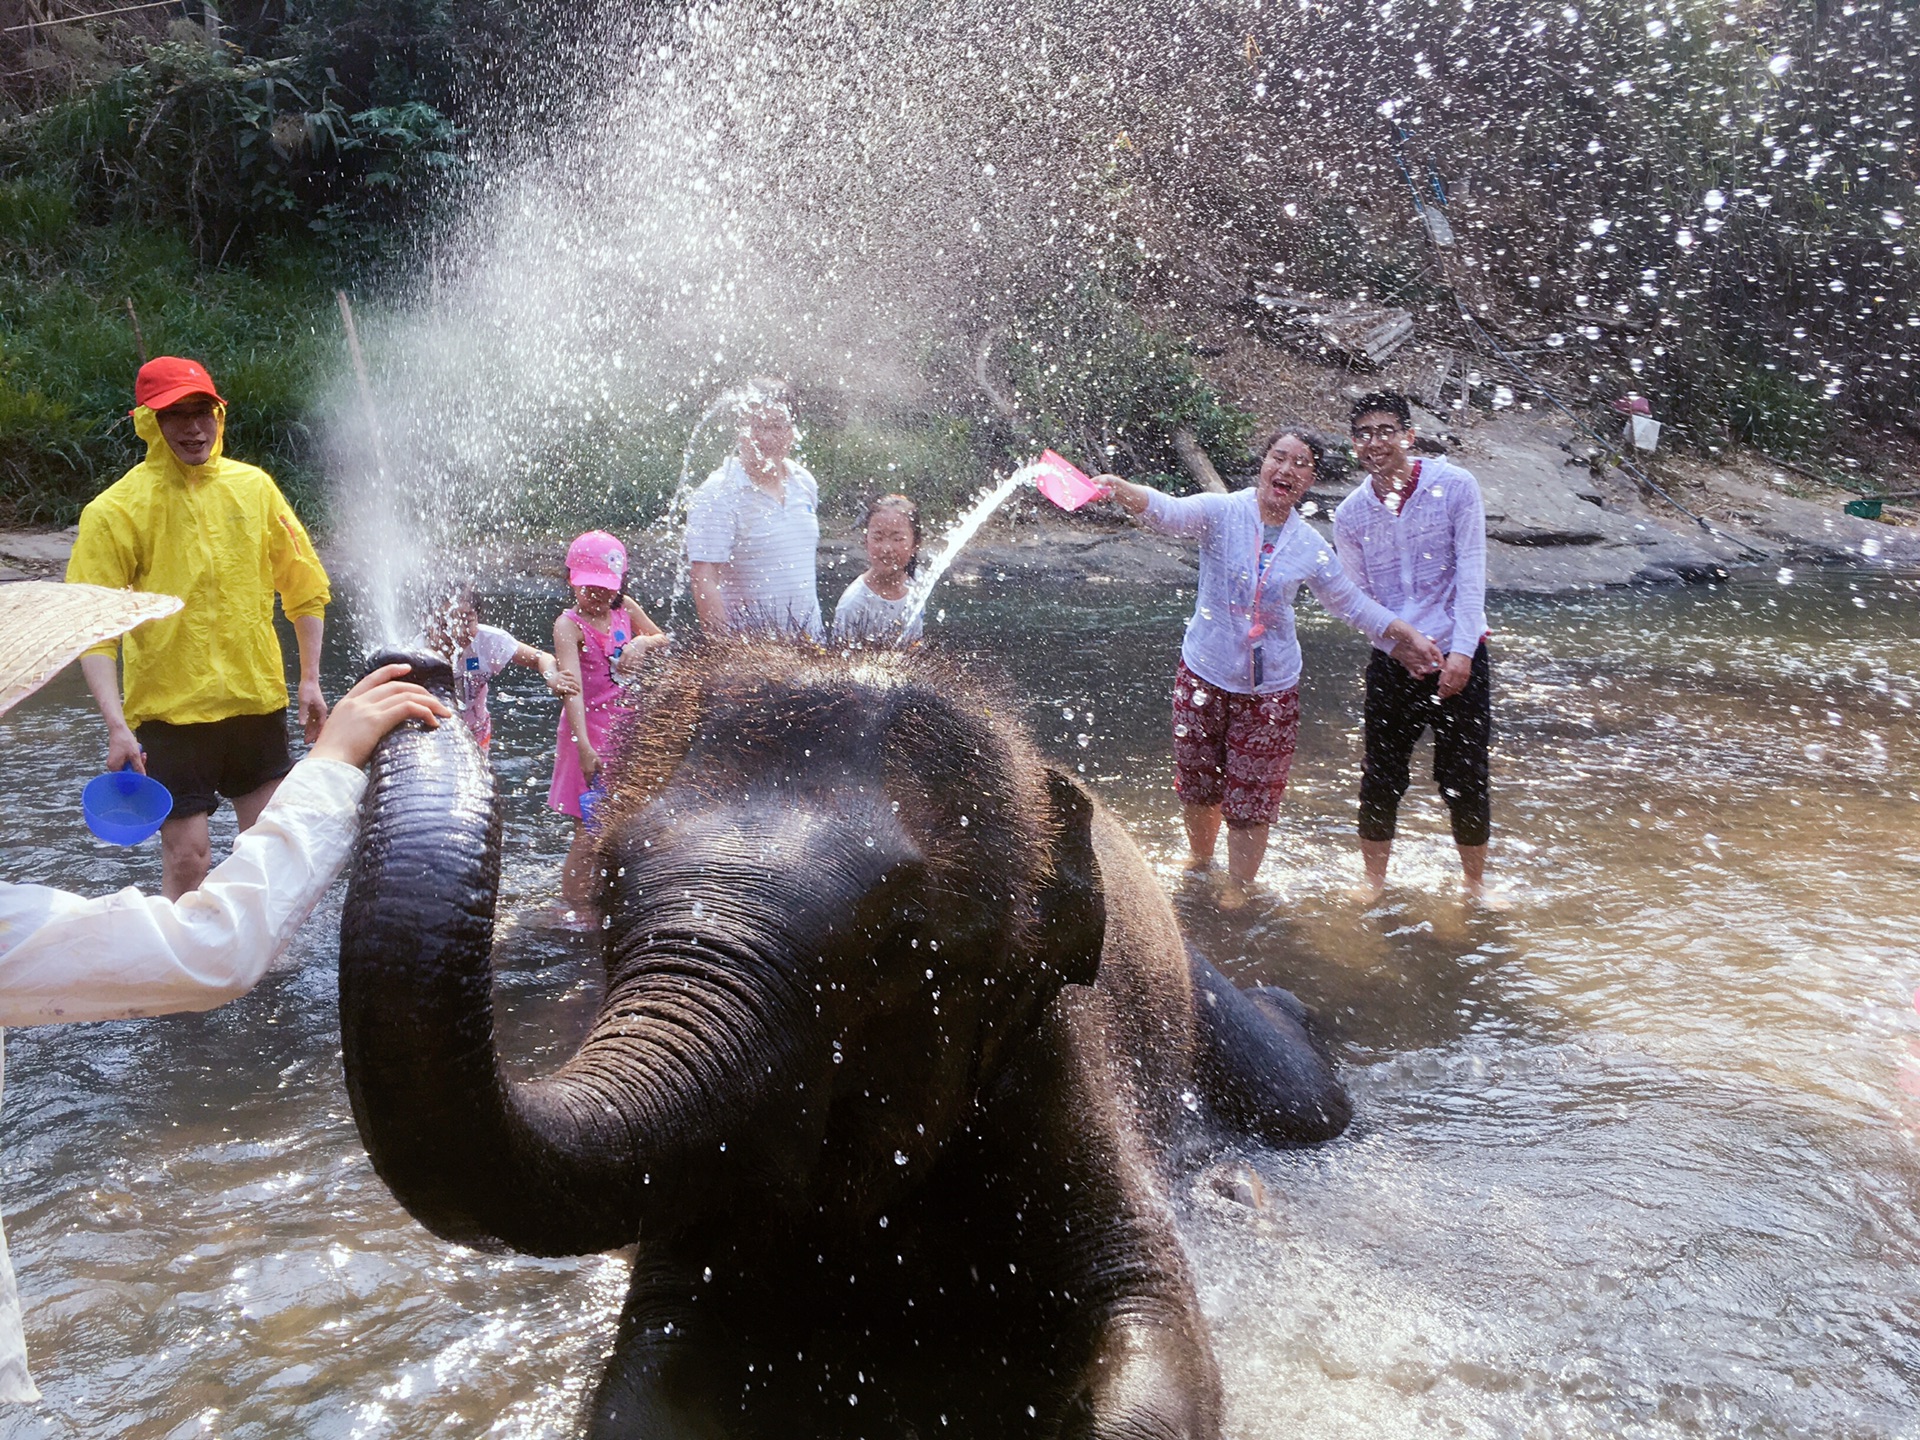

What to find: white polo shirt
left=684, top=457, right=824, bottom=639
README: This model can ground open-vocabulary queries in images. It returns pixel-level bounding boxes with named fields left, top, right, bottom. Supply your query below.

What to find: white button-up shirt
left=683, top=457, right=824, bottom=639
left=1141, top=487, right=1395, bottom=696
left=1331, top=455, right=1489, bottom=657
left=0, top=756, right=366, bottom=1402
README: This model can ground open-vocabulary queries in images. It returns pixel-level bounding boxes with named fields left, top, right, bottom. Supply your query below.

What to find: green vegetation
left=4, top=0, right=1913, bottom=528
left=0, top=189, right=339, bottom=523
left=0, top=2, right=474, bottom=525
left=1001, top=279, right=1255, bottom=492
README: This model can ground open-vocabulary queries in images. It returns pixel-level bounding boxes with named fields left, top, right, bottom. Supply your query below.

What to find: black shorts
left=136, top=711, right=293, bottom=820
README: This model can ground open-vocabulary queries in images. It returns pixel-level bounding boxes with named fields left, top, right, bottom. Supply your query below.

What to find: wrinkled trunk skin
left=339, top=653, right=657, bottom=1255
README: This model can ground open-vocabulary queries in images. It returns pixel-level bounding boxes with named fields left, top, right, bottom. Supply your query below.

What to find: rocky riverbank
left=7, top=409, right=1917, bottom=596
left=814, top=406, right=1920, bottom=596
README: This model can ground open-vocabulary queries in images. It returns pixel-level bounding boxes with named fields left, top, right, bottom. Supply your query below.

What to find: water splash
left=321, top=0, right=1202, bottom=631
left=898, top=468, right=1033, bottom=637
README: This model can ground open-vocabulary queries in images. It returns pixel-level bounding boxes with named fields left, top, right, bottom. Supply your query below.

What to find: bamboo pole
left=124, top=297, right=146, bottom=363
left=335, top=289, right=392, bottom=478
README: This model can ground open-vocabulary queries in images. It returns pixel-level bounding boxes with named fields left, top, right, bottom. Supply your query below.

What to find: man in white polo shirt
left=685, top=381, right=824, bottom=640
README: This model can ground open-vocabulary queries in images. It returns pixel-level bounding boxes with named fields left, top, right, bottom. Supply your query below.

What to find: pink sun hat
left=566, top=531, right=628, bottom=591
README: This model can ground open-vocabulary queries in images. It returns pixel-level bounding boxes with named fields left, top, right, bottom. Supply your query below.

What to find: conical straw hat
left=0, top=581, right=183, bottom=717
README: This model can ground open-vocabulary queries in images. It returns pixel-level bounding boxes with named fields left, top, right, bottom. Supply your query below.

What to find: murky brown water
left=4, top=565, right=1919, bottom=1437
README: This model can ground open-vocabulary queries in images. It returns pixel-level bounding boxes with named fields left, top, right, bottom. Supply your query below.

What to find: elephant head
left=338, top=644, right=1104, bottom=1258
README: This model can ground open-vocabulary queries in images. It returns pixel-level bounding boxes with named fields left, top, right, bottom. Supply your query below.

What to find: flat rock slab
left=0, top=527, right=77, bottom=572
left=1447, top=418, right=1610, bottom=547
left=1705, top=471, right=1920, bottom=566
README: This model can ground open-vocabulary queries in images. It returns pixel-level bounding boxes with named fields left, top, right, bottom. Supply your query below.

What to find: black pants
left=1358, top=641, right=1491, bottom=847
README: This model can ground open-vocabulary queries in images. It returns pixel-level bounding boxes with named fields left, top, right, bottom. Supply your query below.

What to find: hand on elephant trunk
left=310, top=664, right=450, bottom=768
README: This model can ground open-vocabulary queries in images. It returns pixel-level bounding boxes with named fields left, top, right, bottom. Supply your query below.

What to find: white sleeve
left=683, top=474, right=736, bottom=564
left=829, top=578, right=865, bottom=644
left=0, top=758, right=366, bottom=1028
left=1305, top=542, right=1395, bottom=640
left=1446, top=475, right=1489, bottom=656
left=1139, top=488, right=1218, bottom=540
left=473, top=624, right=521, bottom=676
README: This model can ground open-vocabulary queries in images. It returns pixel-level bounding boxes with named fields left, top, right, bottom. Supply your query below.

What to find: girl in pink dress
left=548, top=531, right=668, bottom=921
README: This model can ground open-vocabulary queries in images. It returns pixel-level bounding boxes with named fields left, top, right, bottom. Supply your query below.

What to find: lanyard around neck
left=1248, top=514, right=1287, bottom=641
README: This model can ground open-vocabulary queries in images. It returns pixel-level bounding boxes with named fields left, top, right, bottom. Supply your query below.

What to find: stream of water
left=2, top=565, right=1918, bottom=1437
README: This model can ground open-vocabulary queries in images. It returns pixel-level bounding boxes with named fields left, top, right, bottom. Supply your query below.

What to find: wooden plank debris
left=1171, top=428, right=1228, bottom=494
left=1252, top=286, right=1415, bottom=368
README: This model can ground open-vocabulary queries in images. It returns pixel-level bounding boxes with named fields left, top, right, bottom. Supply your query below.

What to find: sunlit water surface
left=3, top=566, right=1918, bottom=1437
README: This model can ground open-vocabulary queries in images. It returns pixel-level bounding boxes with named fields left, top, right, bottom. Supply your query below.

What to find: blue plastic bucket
left=578, top=781, right=607, bottom=831
left=83, top=768, right=174, bottom=845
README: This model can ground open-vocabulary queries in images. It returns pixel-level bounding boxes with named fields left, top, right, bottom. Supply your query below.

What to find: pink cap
left=567, top=531, right=627, bottom=591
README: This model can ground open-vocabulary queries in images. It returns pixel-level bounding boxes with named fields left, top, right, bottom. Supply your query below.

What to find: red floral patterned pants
left=1170, top=658, right=1301, bottom=828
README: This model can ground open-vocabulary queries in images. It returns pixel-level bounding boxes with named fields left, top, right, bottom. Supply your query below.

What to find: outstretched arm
left=1091, top=473, right=1215, bottom=539
left=511, top=641, right=579, bottom=698
left=1305, top=550, right=1442, bottom=675
left=0, top=666, right=446, bottom=1028
left=614, top=598, right=671, bottom=679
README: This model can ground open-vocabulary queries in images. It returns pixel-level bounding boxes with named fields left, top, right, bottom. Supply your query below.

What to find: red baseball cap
left=132, top=356, right=226, bottom=414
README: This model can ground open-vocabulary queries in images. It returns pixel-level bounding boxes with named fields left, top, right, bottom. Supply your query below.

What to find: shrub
left=1000, top=278, right=1254, bottom=489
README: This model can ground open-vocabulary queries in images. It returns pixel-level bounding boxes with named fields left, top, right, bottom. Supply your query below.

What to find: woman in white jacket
left=0, top=581, right=447, bottom=1403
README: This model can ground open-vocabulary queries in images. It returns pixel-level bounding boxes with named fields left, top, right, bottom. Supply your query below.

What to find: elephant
left=338, top=643, right=1351, bottom=1439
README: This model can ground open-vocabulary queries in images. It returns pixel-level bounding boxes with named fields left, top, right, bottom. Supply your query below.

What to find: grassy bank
left=0, top=190, right=340, bottom=525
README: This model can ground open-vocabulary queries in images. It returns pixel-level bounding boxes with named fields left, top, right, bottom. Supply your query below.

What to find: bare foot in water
left=1217, top=876, right=1252, bottom=912
left=1346, top=879, right=1387, bottom=905
left=1465, top=883, right=1513, bottom=912
left=1182, top=854, right=1215, bottom=873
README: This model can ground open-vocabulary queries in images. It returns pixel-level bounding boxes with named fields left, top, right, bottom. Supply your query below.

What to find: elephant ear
left=1028, top=766, right=1106, bottom=988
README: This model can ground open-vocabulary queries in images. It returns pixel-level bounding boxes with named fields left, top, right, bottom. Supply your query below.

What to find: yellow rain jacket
left=64, top=406, right=330, bottom=728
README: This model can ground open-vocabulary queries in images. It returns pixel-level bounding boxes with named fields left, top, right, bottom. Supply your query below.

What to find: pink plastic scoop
left=1028, top=450, right=1111, bottom=511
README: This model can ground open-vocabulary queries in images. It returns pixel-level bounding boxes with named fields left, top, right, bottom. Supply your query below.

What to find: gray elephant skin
left=338, top=645, right=1350, bottom=1439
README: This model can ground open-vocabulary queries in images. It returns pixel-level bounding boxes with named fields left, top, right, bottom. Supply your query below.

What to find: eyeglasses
left=1351, top=424, right=1404, bottom=442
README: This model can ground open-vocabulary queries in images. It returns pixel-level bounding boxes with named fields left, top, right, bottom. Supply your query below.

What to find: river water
left=3, top=564, right=1918, bottom=1437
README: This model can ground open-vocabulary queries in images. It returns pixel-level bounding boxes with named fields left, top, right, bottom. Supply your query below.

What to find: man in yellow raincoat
left=65, top=357, right=333, bottom=899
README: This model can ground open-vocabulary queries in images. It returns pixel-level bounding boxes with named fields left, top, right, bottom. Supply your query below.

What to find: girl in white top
left=423, top=582, right=576, bottom=749
left=0, top=582, right=448, bottom=1403
left=831, top=494, right=925, bottom=649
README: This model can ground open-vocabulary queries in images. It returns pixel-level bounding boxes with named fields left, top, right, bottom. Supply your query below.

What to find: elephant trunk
left=339, top=652, right=666, bottom=1255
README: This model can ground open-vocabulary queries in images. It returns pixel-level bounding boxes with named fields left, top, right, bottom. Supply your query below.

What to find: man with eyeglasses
left=1332, top=392, right=1494, bottom=901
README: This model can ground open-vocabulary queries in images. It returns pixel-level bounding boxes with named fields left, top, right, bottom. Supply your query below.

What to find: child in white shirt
left=424, top=583, right=577, bottom=749
left=831, top=494, right=924, bottom=649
